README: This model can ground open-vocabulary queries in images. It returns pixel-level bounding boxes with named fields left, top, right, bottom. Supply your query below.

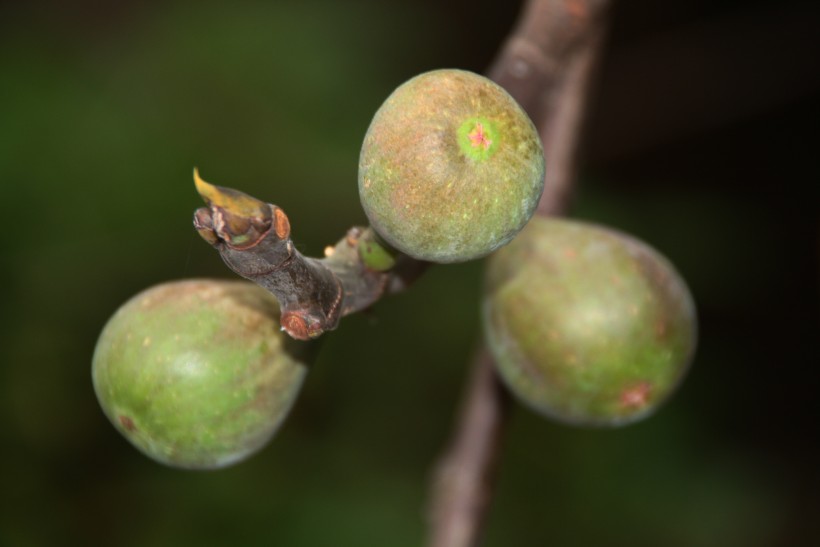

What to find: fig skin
left=358, top=69, right=545, bottom=263
left=92, top=280, right=311, bottom=469
left=483, top=217, right=696, bottom=426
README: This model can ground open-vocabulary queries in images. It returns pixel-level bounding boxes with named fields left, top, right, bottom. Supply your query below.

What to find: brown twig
left=425, top=1, right=612, bottom=546
left=192, top=170, right=425, bottom=340
left=490, top=0, right=612, bottom=216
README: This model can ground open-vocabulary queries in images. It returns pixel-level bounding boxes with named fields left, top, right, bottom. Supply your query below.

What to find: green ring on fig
left=457, top=117, right=500, bottom=161
left=358, top=69, right=545, bottom=263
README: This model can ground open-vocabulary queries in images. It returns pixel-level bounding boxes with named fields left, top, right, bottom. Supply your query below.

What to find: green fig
left=92, top=280, right=312, bottom=469
left=358, top=69, right=545, bottom=263
left=483, top=217, right=696, bottom=426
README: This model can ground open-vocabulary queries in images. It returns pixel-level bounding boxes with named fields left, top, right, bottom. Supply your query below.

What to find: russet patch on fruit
left=358, top=69, right=545, bottom=263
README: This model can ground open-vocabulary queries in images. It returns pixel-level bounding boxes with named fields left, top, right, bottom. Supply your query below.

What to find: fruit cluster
left=93, top=69, right=696, bottom=469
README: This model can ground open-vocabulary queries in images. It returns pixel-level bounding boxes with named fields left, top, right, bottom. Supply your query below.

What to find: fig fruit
left=483, top=217, right=696, bottom=426
left=92, top=279, right=312, bottom=469
left=358, top=69, right=545, bottom=263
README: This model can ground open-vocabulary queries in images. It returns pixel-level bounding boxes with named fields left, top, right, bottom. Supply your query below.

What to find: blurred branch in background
left=427, top=1, right=613, bottom=546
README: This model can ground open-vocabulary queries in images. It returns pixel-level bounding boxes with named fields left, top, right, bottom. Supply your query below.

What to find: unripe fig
left=358, top=69, right=545, bottom=263
left=483, top=217, right=696, bottom=426
left=92, top=280, right=312, bottom=469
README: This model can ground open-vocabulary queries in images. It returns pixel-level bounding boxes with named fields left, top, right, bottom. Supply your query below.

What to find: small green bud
left=357, top=229, right=398, bottom=272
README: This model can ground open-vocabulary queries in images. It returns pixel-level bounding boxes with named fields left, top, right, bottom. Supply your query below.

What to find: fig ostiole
left=92, top=279, right=313, bottom=469
left=358, top=69, right=545, bottom=263
left=483, top=217, right=697, bottom=426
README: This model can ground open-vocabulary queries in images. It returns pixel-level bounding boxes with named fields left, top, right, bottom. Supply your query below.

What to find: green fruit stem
left=357, top=228, right=399, bottom=272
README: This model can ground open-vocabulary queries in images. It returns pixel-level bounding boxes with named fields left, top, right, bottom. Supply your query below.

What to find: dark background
left=1, top=0, right=818, bottom=545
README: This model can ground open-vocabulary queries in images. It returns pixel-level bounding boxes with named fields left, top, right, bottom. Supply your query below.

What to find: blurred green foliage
left=0, top=1, right=815, bottom=546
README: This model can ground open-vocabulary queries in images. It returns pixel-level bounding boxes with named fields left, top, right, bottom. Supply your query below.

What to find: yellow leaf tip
left=193, top=167, right=217, bottom=203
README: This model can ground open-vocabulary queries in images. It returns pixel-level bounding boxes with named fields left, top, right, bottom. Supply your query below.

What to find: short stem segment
left=193, top=171, right=424, bottom=340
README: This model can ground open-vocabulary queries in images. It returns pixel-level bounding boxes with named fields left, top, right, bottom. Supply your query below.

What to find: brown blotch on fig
left=119, top=415, right=137, bottom=432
